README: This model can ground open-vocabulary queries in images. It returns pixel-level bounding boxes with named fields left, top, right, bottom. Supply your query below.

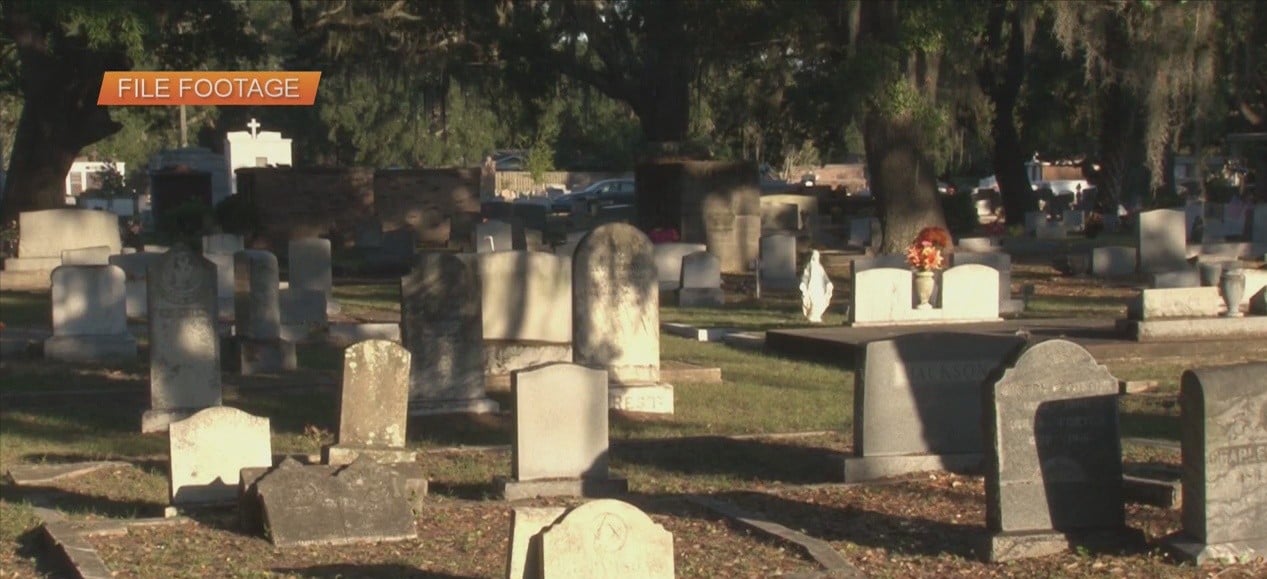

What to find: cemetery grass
left=0, top=291, right=48, bottom=327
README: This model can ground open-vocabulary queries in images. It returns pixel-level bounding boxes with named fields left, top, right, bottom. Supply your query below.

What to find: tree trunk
left=637, top=0, right=693, bottom=147
left=864, top=110, right=946, bottom=254
left=1, top=7, right=127, bottom=223
left=979, top=0, right=1035, bottom=224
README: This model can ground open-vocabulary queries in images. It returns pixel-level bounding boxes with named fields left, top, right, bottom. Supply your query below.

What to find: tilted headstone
left=1165, top=363, right=1267, bottom=563
left=1090, top=246, right=1138, bottom=278
left=500, top=363, right=627, bottom=500
left=44, top=265, right=137, bottom=362
left=677, top=251, right=724, bottom=308
left=1137, top=209, right=1189, bottom=273
left=652, top=242, right=707, bottom=291
left=400, top=252, right=498, bottom=414
left=573, top=224, right=671, bottom=413
left=288, top=238, right=335, bottom=313
left=143, top=246, right=221, bottom=433
left=983, top=340, right=1134, bottom=562
left=474, top=219, right=514, bottom=253
left=254, top=457, right=417, bottom=547
left=169, top=406, right=271, bottom=506
left=540, top=500, right=674, bottom=578
left=845, top=333, right=1025, bottom=482
left=61, top=245, right=112, bottom=265
left=759, top=233, right=798, bottom=290
left=233, top=250, right=295, bottom=374
left=324, top=340, right=413, bottom=465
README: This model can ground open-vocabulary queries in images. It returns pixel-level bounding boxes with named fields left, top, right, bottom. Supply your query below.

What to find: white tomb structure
left=224, top=118, right=292, bottom=194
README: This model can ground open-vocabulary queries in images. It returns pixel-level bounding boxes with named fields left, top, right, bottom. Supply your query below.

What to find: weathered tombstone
left=652, top=242, right=707, bottom=291
left=143, top=246, right=222, bottom=433
left=1090, top=246, right=1138, bottom=278
left=205, top=252, right=236, bottom=314
left=845, top=333, right=1026, bottom=482
left=288, top=238, right=335, bottom=313
left=759, top=233, right=798, bottom=290
left=44, top=265, right=137, bottom=362
left=677, top=251, right=724, bottom=308
left=60, top=245, right=112, bottom=265
left=735, top=214, right=761, bottom=272
left=233, top=250, right=296, bottom=374
left=507, top=499, right=674, bottom=579
left=1137, top=208, right=1189, bottom=273
left=983, top=340, right=1136, bottom=562
left=500, top=363, right=627, bottom=500
left=400, top=252, right=499, bottom=414
left=1164, top=362, right=1267, bottom=563
left=168, top=406, right=272, bottom=507
left=475, top=219, right=514, bottom=253
left=1128, top=287, right=1224, bottom=320
left=573, top=224, right=672, bottom=413
left=848, top=268, right=913, bottom=325
left=202, top=233, right=244, bottom=255
left=476, top=251, right=572, bottom=343
left=1151, top=268, right=1201, bottom=289
left=254, top=457, right=417, bottom=547
left=4, top=208, right=122, bottom=272
left=323, top=340, right=413, bottom=465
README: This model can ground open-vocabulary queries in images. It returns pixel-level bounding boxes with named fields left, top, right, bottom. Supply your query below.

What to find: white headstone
left=168, top=406, right=272, bottom=506
left=849, top=268, right=913, bottom=325
left=572, top=224, right=659, bottom=385
left=61, top=245, right=112, bottom=265
left=475, top=251, right=571, bottom=343
left=941, top=264, right=1001, bottom=321
left=44, top=265, right=138, bottom=362
left=652, top=242, right=707, bottom=291
left=511, top=363, right=610, bottom=481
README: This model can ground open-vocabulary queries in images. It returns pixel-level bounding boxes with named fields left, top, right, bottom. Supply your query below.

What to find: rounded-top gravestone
left=572, top=223, right=659, bottom=385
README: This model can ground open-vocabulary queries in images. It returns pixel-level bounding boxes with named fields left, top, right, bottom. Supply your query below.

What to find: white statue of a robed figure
left=799, top=250, right=833, bottom=323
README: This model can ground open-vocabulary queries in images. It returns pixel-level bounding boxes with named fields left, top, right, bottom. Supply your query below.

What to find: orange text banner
left=98, top=72, right=321, bottom=106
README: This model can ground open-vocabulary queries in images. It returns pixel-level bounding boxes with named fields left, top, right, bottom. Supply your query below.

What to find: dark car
left=550, top=178, right=636, bottom=213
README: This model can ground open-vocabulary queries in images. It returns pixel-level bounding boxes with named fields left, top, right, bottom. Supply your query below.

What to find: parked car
left=550, top=178, right=636, bottom=213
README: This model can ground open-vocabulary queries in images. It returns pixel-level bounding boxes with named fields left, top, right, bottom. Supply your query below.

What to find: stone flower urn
left=1219, top=267, right=1245, bottom=317
left=914, top=270, right=936, bottom=310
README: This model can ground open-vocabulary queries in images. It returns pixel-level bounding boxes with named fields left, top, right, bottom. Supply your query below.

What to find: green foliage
left=526, top=98, right=563, bottom=181
left=157, top=199, right=214, bottom=248
left=213, top=193, right=261, bottom=236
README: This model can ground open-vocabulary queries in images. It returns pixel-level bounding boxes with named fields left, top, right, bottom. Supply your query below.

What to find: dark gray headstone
left=143, top=245, right=221, bottom=433
left=1165, top=363, right=1267, bottom=563
left=255, top=458, right=418, bottom=548
left=845, top=333, right=1026, bottom=482
left=984, top=339, right=1130, bottom=562
left=401, top=252, right=498, bottom=414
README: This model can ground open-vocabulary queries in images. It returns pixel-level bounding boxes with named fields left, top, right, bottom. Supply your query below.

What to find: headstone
left=500, top=363, right=628, bottom=500
left=956, top=237, right=1000, bottom=253
left=205, top=253, right=236, bottom=314
left=573, top=224, right=672, bottom=413
left=109, top=252, right=164, bottom=318
left=288, top=238, right=335, bottom=314
left=521, top=500, right=674, bottom=579
left=761, top=202, right=800, bottom=232
left=845, top=333, right=1026, bottom=482
left=951, top=253, right=1019, bottom=314
left=475, top=251, right=571, bottom=343
left=651, top=243, right=707, bottom=291
left=1151, top=269, right=1201, bottom=289
left=1165, top=363, right=1267, bottom=563
left=1090, top=246, right=1138, bottom=278
left=5, top=209, right=122, bottom=272
left=234, top=250, right=296, bottom=374
left=983, top=340, right=1133, bottom=562
left=851, top=254, right=908, bottom=274
left=735, top=214, right=761, bottom=272
left=799, top=250, right=833, bottom=323
left=677, top=251, right=724, bottom=308
left=1137, top=208, right=1189, bottom=273
left=401, top=252, right=498, bottom=415
left=202, top=233, right=244, bottom=255
left=142, top=246, right=222, bottom=433
left=323, top=340, right=413, bottom=465
left=43, top=265, right=137, bottom=362
left=759, top=233, right=798, bottom=290
left=60, top=245, right=112, bottom=265
left=1128, top=287, right=1224, bottom=320
left=475, top=219, right=514, bottom=253
left=849, top=268, right=913, bottom=325
left=168, top=406, right=271, bottom=506
left=941, top=264, right=1002, bottom=321
left=254, top=457, right=417, bottom=547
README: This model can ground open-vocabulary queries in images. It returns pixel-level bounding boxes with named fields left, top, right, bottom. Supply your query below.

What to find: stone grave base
left=485, top=340, right=571, bottom=377
left=1116, top=316, right=1267, bottom=342
left=407, top=397, right=500, bottom=416
left=497, top=476, right=629, bottom=501
left=678, top=287, right=725, bottom=308
left=1163, top=532, right=1267, bottom=564
left=238, top=338, right=297, bottom=375
left=322, top=444, right=416, bottom=466
left=981, top=527, right=1146, bottom=563
left=841, top=452, right=982, bottom=483
left=661, top=322, right=736, bottom=342
left=141, top=407, right=203, bottom=434
left=239, top=462, right=428, bottom=539
left=0, top=269, right=51, bottom=290
left=43, top=334, right=137, bottom=363
left=3, top=256, right=62, bottom=271
left=850, top=316, right=1004, bottom=328
left=609, top=383, right=674, bottom=414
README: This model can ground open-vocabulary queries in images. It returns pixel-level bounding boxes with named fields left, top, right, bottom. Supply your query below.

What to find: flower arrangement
left=905, top=226, right=950, bottom=272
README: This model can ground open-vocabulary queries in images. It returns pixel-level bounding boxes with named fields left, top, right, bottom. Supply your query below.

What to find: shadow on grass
left=14, top=524, right=79, bottom=579
left=408, top=411, right=512, bottom=448
left=1120, top=411, right=1180, bottom=441
left=612, top=436, right=841, bottom=485
left=272, top=565, right=479, bottom=579
left=13, top=454, right=167, bottom=478
left=0, top=482, right=165, bottom=519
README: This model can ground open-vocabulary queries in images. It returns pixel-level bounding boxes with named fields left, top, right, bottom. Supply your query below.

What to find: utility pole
left=179, top=105, right=188, bottom=147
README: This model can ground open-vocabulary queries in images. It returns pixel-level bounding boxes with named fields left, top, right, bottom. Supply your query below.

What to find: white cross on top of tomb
left=246, top=118, right=261, bottom=138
